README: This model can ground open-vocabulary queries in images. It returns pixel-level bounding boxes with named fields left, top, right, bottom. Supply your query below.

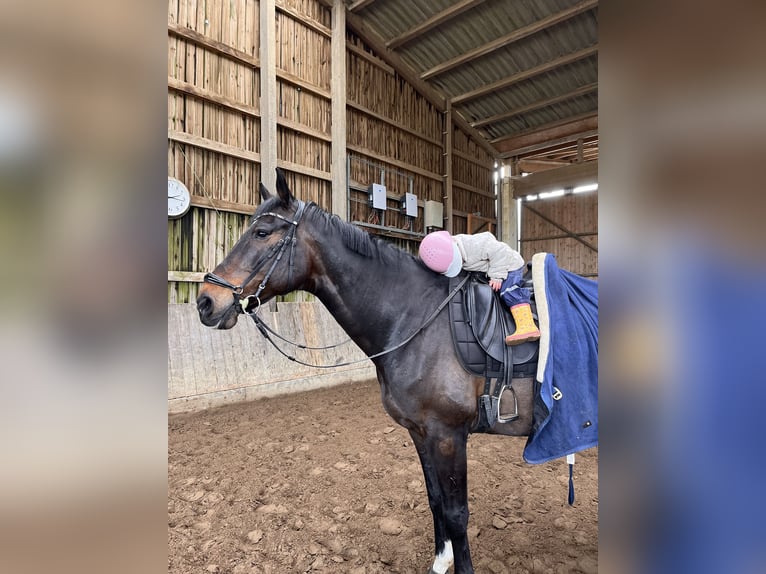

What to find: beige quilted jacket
left=453, top=232, right=524, bottom=281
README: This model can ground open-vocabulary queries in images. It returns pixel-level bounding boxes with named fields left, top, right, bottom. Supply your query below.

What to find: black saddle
left=448, top=271, right=539, bottom=431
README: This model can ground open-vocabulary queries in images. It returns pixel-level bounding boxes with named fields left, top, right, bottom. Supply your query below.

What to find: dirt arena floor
left=168, top=379, right=598, bottom=574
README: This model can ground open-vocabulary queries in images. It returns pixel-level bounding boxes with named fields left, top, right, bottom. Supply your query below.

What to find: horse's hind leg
left=410, top=425, right=474, bottom=574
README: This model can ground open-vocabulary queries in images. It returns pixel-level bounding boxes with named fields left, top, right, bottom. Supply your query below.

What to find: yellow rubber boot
left=505, top=303, right=541, bottom=346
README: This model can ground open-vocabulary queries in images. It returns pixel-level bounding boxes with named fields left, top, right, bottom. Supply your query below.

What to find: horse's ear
left=275, top=168, right=293, bottom=207
left=259, top=183, right=272, bottom=202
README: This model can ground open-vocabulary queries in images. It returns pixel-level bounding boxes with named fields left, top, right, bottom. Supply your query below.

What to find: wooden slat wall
left=168, top=0, right=499, bottom=300
left=451, top=125, right=496, bottom=235
left=168, top=0, right=262, bottom=303
left=520, top=193, right=598, bottom=277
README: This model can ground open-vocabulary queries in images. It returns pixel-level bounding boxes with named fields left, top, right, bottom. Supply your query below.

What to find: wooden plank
left=276, top=68, right=331, bottom=99
left=189, top=194, right=257, bottom=216
left=275, top=1, right=331, bottom=38
left=453, top=179, right=495, bottom=199
left=346, top=101, right=442, bottom=147
left=472, top=82, right=598, bottom=128
left=346, top=41, right=396, bottom=75
left=347, top=144, right=442, bottom=182
left=451, top=45, right=598, bottom=105
left=168, top=129, right=261, bottom=163
left=276, top=159, right=332, bottom=182
left=452, top=147, right=494, bottom=168
left=168, top=271, right=207, bottom=282
left=494, top=114, right=598, bottom=153
left=168, top=77, right=260, bottom=118
left=168, top=22, right=260, bottom=69
left=387, top=0, right=488, bottom=50
left=422, top=0, right=598, bottom=80
left=277, top=116, right=331, bottom=142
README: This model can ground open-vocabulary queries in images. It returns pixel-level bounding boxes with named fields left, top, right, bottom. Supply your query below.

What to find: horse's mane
left=306, top=202, right=418, bottom=266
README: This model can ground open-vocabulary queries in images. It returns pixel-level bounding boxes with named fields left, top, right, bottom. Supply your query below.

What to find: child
left=419, top=230, right=541, bottom=345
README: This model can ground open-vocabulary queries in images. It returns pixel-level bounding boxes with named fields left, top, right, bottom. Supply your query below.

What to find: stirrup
left=496, top=384, right=519, bottom=423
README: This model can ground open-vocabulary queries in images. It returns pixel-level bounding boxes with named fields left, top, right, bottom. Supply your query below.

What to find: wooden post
left=499, top=160, right=519, bottom=250
left=260, top=0, right=277, bottom=192
left=444, top=101, right=453, bottom=232
left=331, top=0, right=348, bottom=219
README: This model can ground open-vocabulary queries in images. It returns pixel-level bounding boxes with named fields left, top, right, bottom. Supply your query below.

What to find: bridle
left=203, top=200, right=307, bottom=314
left=202, top=198, right=469, bottom=369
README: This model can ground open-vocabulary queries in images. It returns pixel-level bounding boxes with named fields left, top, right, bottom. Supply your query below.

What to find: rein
left=247, top=274, right=470, bottom=369
left=203, top=201, right=307, bottom=313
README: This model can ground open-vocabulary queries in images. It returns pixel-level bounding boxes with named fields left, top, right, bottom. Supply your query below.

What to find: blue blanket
left=523, top=253, right=598, bottom=464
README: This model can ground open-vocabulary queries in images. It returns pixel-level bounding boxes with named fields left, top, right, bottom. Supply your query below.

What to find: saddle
left=448, top=271, right=539, bottom=432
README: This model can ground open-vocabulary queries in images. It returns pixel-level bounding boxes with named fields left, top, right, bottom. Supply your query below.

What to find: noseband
left=203, top=201, right=307, bottom=314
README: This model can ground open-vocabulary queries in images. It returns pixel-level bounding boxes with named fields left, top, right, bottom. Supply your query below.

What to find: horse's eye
left=255, top=229, right=271, bottom=238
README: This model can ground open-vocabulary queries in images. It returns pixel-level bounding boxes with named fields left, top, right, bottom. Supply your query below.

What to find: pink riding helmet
left=419, top=231, right=462, bottom=277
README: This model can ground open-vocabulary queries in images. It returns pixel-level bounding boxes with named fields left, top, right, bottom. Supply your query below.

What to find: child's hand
left=489, top=278, right=502, bottom=291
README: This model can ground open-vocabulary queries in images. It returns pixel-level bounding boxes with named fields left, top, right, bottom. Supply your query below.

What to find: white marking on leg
left=431, top=540, right=454, bottom=574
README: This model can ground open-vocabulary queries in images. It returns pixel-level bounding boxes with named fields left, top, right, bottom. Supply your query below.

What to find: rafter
left=471, top=82, right=597, bottom=128
left=494, top=114, right=598, bottom=156
left=348, top=0, right=377, bottom=12
left=387, top=0, right=488, bottom=50
left=451, top=45, right=598, bottom=106
left=421, top=0, right=598, bottom=80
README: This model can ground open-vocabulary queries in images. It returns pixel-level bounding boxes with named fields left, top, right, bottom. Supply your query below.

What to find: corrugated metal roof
left=346, top=0, right=599, bottom=165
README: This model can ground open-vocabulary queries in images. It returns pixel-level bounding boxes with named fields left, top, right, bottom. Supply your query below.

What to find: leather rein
left=203, top=200, right=469, bottom=368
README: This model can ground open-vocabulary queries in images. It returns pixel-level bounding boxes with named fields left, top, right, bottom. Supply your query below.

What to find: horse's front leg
left=410, top=425, right=474, bottom=574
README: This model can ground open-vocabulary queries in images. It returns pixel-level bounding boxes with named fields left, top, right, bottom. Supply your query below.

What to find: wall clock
left=168, top=177, right=191, bottom=218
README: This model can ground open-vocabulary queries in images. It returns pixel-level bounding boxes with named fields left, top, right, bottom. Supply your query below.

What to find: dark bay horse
left=196, top=170, right=534, bottom=574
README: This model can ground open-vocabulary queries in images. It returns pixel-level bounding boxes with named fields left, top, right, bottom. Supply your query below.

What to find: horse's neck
left=310, top=240, right=428, bottom=356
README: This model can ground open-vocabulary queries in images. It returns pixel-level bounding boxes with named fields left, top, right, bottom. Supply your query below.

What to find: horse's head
left=197, top=169, right=314, bottom=329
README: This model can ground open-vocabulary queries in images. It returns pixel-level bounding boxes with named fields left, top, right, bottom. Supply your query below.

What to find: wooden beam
left=471, top=82, right=597, bottom=128
left=276, top=159, right=332, bottom=182
left=331, top=0, right=347, bottom=219
left=277, top=117, right=331, bottom=143
left=260, top=0, right=277, bottom=191
left=387, top=0, right=488, bottom=50
left=346, top=101, right=442, bottom=147
left=275, top=1, right=331, bottom=38
left=168, top=271, right=207, bottom=283
left=509, top=130, right=598, bottom=159
left=347, top=144, right=442, bottom=181
left=346, top=42, right=396, bottom=75
left=168, top=130, right=261, bottom=164
left=189, top=195, right=257, bottom=216
left=344, top=10, right=445, bottom=110
left=451, top=45, right=598, bottom=106
left=492, top=112, right=597, bottom=145
left=513, top=160, right=597, bottom=197
left=523, top=203, right=598, bottom=252
left=276, top=69, right=331, bottom=100
left=452, top=112, right=499, bottom=158
left=452, top=147, right=494, bottom=168
left=168, top=23, right=259, bottom=69
left=422, top=0, right=598, bottom=80
left=494, top=114, right=598, bottom=156
left=168, top=77, right=260, bottom=119
left=517, top=158, right=570, bottom=173
left=453, top=180, right=495, bottom=199
left=349, top=0, right=377, bottom=12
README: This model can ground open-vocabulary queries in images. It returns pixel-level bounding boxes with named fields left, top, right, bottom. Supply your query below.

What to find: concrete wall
left=168, top=302, right=376, bottom=413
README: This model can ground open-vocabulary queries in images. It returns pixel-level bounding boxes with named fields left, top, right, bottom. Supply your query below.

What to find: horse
left=196, top=169, right=536, bottom=574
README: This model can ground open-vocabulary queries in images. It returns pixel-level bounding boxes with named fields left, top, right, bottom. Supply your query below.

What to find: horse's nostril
left=197, top=294, right=212, bottom=315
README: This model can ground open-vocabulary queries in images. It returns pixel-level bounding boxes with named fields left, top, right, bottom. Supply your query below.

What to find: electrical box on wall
left=400, top=193, right=418, bottom=217
left=368, top=183, right=387, bottom=210
left=424, top=200, right=443, bottom=228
